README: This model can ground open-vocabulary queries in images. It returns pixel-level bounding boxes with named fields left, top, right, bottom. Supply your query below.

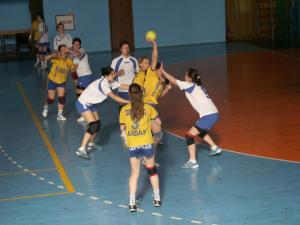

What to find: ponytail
left=129, top=83, right=144, bottom=121
left=187, top=68, right=202, bottom=86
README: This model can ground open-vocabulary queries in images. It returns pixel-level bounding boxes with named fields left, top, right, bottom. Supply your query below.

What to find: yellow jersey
left=48, top=57, right=75, bottom=84
left=120, top=103, right=158, bottom=148
left=31, top=20, right=40, bottom=41
left=133, top=68, right=163, bottom=105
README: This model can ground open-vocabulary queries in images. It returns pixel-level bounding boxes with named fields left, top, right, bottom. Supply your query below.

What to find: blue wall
left=0, top=0, right=31, bottom=30
left=43, top=0, right=111, bottom=52
left=132, top=0, right=225, bottom=48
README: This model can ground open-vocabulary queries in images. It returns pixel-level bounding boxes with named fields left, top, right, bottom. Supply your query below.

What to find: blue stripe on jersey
left=115, top=58, right=123, bottom=72
left=184, top=84, right=196, bottom=93
left=98, top=77, right=106, bottom=95
left=129, top=57, right=137, bottom=73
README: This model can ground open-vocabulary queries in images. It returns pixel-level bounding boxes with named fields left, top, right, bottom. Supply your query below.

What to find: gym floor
left=0, top=42, right=299, bottom=225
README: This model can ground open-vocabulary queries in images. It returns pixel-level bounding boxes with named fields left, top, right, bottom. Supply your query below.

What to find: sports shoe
left=75, top=148, right=90, bottom=159
left=153, top=200, right=162, bottom=207
left=42, top=106, right=48, bottom=118
left=129, top=204, right=137, bottom=212
left=87, top=143, right=103, bottom=152
left=209, top=146, right=222, bottom=157
left=34, top=61, right=40, bottom=67
left=57, top=114, right=66, bottom=121
left=181, top=161, right=199, bottom=169
left=77, top=116, right=85, bottom=122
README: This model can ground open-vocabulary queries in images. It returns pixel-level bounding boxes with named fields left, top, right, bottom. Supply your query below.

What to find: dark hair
left=129, top=83, right=144, bottom=121
left=72, top=37, right=82, bottom=45
left=138, top=56, right=150, bottom=64
left=187, top=68, right=202, bottom=86
left=155, top=62, right=161, bottom=70
left=56, top=22, right=64, bottom=30
left=101, top=66, right=114, bottom=76
left=119, top=40, right=130, bottom=49
left=58, top=44, right=67, bottom=52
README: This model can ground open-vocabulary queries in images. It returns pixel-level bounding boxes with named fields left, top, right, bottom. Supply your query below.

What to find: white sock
left=129, top=193, right=135, bottom=205
left=153, top=189, right=160, bottom=201
left=44, top=60, right=47, bottom=67
left=36, top=57, right=40, bottom=63
left=43, top=105, right=48, bottom=110
left=57, top=109, right=63, bottom=115
left=190, top=159, right=197, bottom=163
left=88, top=143, right=95, bottom=147
left=211, top=145, right=218, bottom=150
left=78, top=146, right=86, bottom=152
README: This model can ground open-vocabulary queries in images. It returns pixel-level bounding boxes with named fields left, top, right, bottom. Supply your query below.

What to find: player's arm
left=160, top=65, right=178, bottom=86
left=160, top=83, right=172, bottom=98
left=107, top=92, right=130, bottom=105
left=150, top=41, right=158, bottom=70
left=44, top=52, right=59, bottom=61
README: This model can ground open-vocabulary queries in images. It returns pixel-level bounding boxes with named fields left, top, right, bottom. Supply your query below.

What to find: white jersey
left=38, top=22, right=49, bottom=43
left=53, top=33, right=72, bottom=50
left=111, top=55, right=138, bottom=92
left=78, top=77, right=121, bottom=106
left=73, top=48, right=92, bottom=76
left=176, top=80, right=218, bottom=118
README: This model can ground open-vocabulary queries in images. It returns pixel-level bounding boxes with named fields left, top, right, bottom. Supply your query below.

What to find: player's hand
left=118, top=69, right=125, bottom=76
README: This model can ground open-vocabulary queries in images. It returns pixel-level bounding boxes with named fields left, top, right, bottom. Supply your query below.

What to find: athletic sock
left=129, top=193, right=135, bottom=205
left=211, top=145, right=218, bottom=150
left=88, top=143, right=95, bottom=147
left=57, top=109, right=63, bottom=115
left=190, top=159, right=197, bottom=164
left=153, top=189, right=160, bottom=201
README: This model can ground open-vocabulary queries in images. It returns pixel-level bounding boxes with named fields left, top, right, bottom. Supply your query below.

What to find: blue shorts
left=118, top=91, right=130, bottom=100
left=76, top=100, right=97, bottom=114
left=38, top=42, right=50, bottom=47
left=128, top=144, right=154, bottom=158
left=47, top=79, right=65, bottom=90
left=77, top=75, right=93, bottom=89
left=195, top=113, right=219, bottom=130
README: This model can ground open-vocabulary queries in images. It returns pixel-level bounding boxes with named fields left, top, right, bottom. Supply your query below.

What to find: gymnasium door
left=109, top=0, right=135, bottom=51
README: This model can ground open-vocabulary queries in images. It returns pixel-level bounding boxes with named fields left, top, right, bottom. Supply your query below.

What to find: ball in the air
left=145, top=30, right=157, bottom=41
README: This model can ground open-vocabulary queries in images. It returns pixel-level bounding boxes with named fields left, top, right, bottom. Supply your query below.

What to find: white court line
left=47, top=181, right=54, bottom=185
left=170, top=216, right=183, bottom=220
left=89, top=196, right=99, bottom=200
left=103, top=200, right=112, bottom=204
left=30, top=173, right=37, bottom=176
left=57, top=185, right=65, bottom=189
left=190, top=220, right=203, bottom=224
left=164, top=129, right=300, bottom=164
left=76, top=192, right=85, bottom=196
left=152, top=212, right=162, bottom=217
left=38, top=177, right=45, bottom=181
left=118, top=204, right=127, bottom=208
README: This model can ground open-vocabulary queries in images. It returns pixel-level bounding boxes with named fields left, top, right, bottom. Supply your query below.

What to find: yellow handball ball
left=145, top=30, right=157, bottom=41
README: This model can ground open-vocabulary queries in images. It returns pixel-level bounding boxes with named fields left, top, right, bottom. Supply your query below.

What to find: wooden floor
left=159, top=49, right=300, bottom=162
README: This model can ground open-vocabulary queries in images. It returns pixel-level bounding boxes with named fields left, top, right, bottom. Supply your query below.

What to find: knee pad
left=71, top=72, right=78, bottom=80
left=146, top=166, right=157, bottom=177
left=194, top=126, right=207, bottom=138
left=185, top=134, right=195, bottom=146
left=47, top=98, right=55, bottom=104
left=87, top=120, right=101, bottom=135
left=58, top=96, right=65, bottom=105
left=153, top=132, right=163, bottom=141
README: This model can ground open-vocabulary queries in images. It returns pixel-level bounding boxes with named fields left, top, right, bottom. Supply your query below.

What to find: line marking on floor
left=1, top=137, right=208, bottom=224
left=0, top=192, right=69, bottom=202
left=17, top=82, right=75, bottom=193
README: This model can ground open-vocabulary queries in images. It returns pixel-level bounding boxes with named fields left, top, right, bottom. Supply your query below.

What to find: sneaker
left=42, top=107, right=48, bottom=118
left=209, top=146, right=222, bottom=157
left=153, top=200, right=162, bottom=207
left=77, top=116, right=85, bottom=122
left=181, top=161, right=199, bottom=169
left=75, top=149, right=90, bottom=159
left=87, top=144, right=103, bottom=152
left=129, top=204, right=137, bottom=212
left=57, top=114, right=66, bottom=121
left=34, top=61, right=40, bottom=67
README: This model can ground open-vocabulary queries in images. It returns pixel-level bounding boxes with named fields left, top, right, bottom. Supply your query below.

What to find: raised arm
left=150, top=41, right=158, bottom=70
left=160, top=66, right=178, bottom=86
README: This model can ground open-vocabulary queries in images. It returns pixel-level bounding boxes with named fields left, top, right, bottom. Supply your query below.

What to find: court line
left=16, top=82, right=75, bottom=193
left=163, top=129, right=300, bottom=164
left=0, top=167, right=56, bottom=176
left=0, top=192, right=69, bottom=202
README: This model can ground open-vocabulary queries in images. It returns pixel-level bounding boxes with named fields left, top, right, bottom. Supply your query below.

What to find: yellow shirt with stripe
left=31, top=20, right=40, bottom=41
left=133, top=68, right=163, bottom=105
left=120, top=103, right=158, bottom=148
left=48, top=57, right=75, bottom=84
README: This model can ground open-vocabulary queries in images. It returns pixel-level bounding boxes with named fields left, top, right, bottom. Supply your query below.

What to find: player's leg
left=42, top=81, right=56, bottom=118
left=128, top=156, right=141, bottom=212
left=86, top=110, right=103, bottom=151
left=151, top=116, right=162, bottom=148
left=182, top=126, right=200, bottom=169
left=144, top=149, right=161, bottom=207
left=56, top=86, right=66, bottom=121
